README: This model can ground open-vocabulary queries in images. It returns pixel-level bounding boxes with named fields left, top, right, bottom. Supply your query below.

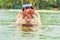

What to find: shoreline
left=0, top=9, right=60, bottom=12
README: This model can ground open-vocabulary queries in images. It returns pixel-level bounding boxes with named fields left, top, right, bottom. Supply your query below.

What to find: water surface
left=0, top=11, right=60, bottom=40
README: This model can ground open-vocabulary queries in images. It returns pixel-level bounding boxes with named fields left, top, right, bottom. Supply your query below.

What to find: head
left=22, top=4, right=36, bottom=22
left=22, top=4, right=34, bottom=11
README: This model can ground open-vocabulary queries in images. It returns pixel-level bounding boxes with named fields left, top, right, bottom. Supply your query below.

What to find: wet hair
left=22, top=6, right=34, bottom=11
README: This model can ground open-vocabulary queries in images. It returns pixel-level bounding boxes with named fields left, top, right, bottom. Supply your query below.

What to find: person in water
left=16, top=4, right=41, bottom=31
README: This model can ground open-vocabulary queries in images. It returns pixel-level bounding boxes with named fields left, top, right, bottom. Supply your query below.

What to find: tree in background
left=57, top=0, right=60, bottom=9
left=0, top=0, right=60, bottom=10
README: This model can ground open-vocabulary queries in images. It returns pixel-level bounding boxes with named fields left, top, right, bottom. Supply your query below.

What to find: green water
left=0, top=11, right=60, bottom=40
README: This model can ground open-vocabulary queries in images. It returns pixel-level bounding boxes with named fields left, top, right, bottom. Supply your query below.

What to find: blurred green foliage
left=0, top=0, right=60, bottom=10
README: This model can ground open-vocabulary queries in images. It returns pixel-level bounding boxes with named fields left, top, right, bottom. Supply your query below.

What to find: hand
left=24, top=16, right=31, bottom=22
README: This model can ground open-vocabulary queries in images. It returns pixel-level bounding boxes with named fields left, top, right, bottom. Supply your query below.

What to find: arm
left=16, top=12, right=23, bottom=24
left=32, top=12, right=41, bottom=25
